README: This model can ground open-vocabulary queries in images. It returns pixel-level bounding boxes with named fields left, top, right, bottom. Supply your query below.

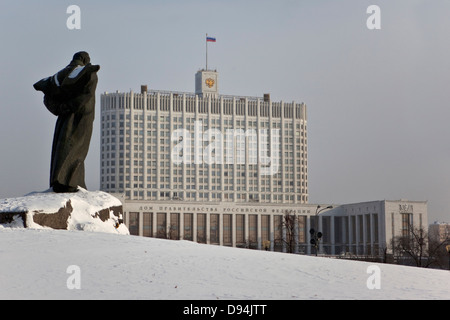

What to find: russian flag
left=206, top=36, right=216, bottom=42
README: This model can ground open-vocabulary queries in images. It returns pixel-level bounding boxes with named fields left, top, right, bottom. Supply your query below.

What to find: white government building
left=100, top=69, right=428, bottom=256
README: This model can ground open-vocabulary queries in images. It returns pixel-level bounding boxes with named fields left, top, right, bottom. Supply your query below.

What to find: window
left=197, top=213, right=207, bottom=243
left=169, top=213, right=180, bottom=240
left=128, top=212, right=139, bottom=236
left=183, top=213, right=193, bottom=241
left=223, top=214, right=232, bottom=246
left=236, top=214, right=245, bottom=247
left=298, top=215, right=306, bottom=243
left=143, top=212, right=153, bottom=237
left=249, top=214, right=258, bottom=249
left=261, top=215, right=270, bottom=248
left=156, top=213, right=167, bottom=239
left=401, top=213, right=413, bottom=237
left=210, top=214, right=220, bottom=244
left=274, top=215, right=283, bottom=252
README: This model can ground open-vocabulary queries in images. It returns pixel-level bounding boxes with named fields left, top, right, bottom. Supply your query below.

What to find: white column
left=355, top=215, right=360, bottom=255
left=370, top=214, right=375, bottom=255
left=362, top=215, right=367, bottom=255
left=139, top=211, right=143, bottom=236
left=244, top=213, right=249, bottom=244
left=330, top=216, right=335, bottom=255
left=193, top=212, right=198, bottom=243
left=179, top=212, right=184, bottom=240
left=166, top=212, right=170, bottom=238
left=348, top=216, right=353, bottom=253
left=342, top=216, right=347, bottom=253
left=152, top=212, right=157, bottom=237
left=124, top=210, right=130, bottom=230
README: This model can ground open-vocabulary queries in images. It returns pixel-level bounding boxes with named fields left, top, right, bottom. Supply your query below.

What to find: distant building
left=325, top=200, right=428, bottom=256
left=100, top=69, right=428, bottom=257
left=109, top=197, right=427, bottom=257
left=428, top=221, right=450, bottom=244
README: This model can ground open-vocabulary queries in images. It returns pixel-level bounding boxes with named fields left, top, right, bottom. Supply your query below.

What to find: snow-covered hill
left=0, top=228, right=448, bottom=300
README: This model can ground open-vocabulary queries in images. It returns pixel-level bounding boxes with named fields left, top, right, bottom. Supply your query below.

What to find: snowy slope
left=0, top=228, right=449, bottom=300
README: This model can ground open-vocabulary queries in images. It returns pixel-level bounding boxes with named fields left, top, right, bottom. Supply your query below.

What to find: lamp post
left=309, top=205, right=333, bottom=256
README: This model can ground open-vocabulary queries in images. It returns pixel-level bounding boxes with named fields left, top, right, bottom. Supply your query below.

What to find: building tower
left=195, top=69, right=219, bottom=99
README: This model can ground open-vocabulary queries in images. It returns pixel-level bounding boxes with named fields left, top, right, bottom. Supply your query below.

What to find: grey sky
left=0, top=0, right=449, bottom=223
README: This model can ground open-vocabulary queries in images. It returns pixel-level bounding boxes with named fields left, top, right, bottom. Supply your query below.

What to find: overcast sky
left=0, top=0, right=449, bottom=223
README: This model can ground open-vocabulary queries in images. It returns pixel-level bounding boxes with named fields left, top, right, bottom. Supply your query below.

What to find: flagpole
left=206, top=33, right=208, bottom=70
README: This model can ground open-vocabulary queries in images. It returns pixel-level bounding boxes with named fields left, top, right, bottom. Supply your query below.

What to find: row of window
left=100, top=114, right=307, bottom=130
left=127, top=211, right=307, bottom=249
left=101, top=94, right=306, bottom=120
left=125, top=212, right=381, bottom=255
left=104, top=187, right=309, bottom=203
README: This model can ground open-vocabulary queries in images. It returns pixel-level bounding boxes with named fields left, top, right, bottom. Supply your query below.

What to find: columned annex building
left=100, top=69, right=428, bottom=257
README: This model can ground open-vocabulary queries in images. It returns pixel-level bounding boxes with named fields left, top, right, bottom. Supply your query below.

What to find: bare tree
left=239, top=239, right=258, bottom=250
left=156, top=223, right=179, bottom=240
left=274, top=210, right=297, bottom=253
left=393, top=224, right=427, bottom=267
left=392, top=224, right=448, bottom=268
left=427, top=238, right=450, bottom=269
left=168, top=223, right=179, bottom=240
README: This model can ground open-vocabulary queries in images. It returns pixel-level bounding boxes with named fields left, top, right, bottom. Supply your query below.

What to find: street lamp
left=309, top=205, right=333, bottom=256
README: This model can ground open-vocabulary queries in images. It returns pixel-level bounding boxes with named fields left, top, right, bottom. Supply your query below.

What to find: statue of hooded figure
left=33, top=51, right=100, bottom=193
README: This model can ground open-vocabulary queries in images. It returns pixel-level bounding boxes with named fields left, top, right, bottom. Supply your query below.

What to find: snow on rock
left=0, top=228, right=449, bottom=300
left=0, top=188, right=128, bottom=235
left=1, top=187, right=121, bottom=213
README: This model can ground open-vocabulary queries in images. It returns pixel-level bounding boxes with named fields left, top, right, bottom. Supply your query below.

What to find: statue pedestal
left=0, top=188, right=129, bottom=234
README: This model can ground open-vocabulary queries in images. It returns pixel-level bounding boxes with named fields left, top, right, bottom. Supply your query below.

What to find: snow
left=0, top=188, right=128, bottom=234
left=0, top=187, right=121, bottom=214
left=0, top=227, right=449, bottom=300
left=68, top=65, right=84, bottom=79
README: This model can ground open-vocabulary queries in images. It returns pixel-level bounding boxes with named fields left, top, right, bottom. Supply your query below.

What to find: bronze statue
left=33, top=51, right=100, bottom=193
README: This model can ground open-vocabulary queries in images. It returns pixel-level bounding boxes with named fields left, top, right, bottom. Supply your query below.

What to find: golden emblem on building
left=205, top=78, right=215, bottom=88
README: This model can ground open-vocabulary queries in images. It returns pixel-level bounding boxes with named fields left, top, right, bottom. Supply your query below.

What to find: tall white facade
left=100, top=70, right=308, bottom=204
